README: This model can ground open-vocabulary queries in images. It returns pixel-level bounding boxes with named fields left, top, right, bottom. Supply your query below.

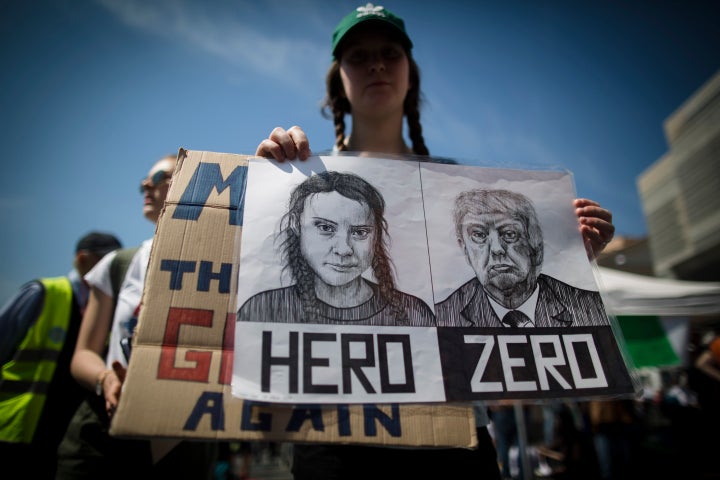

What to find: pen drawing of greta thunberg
left=435, top=188, right=611, bottom=328
left=237, top=171, right=436, bottom=326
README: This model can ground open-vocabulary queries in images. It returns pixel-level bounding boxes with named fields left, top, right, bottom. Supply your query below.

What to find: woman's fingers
left=255, top=126, right=311, bottom=161
left=574, top=198, right=615, bottom=260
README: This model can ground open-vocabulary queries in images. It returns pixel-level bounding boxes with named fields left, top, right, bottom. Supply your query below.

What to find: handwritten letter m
left=173, top=162, right=247, bottom=226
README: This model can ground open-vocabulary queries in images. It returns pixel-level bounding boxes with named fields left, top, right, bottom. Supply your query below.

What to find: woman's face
left=299, top=191, right=376, bottom=287
left=339, top=28, right=410, bottom=118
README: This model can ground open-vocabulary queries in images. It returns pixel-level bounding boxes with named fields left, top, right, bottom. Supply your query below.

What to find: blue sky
left=1, top=0, right=718, bottom=305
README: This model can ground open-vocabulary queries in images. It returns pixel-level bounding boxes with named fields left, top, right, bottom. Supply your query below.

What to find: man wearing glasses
left=57, top=154, right=217, bottom=479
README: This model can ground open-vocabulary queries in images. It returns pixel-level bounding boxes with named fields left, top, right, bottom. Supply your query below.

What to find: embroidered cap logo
left=356, top=3, right=386, bottom=19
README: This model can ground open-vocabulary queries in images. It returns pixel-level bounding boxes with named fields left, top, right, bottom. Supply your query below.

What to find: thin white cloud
left=93, top=0, right=328, bottom=89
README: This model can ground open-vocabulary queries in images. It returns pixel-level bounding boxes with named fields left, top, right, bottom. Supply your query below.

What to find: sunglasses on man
left=139, top=170, right=171, bottom=194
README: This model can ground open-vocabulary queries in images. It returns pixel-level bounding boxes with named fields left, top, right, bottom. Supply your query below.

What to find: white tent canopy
left=596, top=266, right=720, bottom=316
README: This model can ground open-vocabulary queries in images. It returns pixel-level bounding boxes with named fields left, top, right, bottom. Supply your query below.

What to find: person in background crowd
left=215, top=441, right=253, bottom=480
left=0, top=231, right=122, bottom=479
left=588, top=398, right=639, bottom=480
left=686, top=332, right=720, bottom=477
left=547, top=401, right=600, bottom=479
left=254, top=4, right=615, bottom=479
left=695, top=334, right=720, bottom=384
left=488, top=401, right=530, bottom=479
left=56, top=154, right=217, bottom=480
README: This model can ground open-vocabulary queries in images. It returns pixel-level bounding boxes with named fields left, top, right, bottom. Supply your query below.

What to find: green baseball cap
left=332, top=3, right=413, bottom=59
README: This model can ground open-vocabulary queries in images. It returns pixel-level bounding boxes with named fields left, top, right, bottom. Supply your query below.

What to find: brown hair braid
left=321, top=54, right=429, bottom=156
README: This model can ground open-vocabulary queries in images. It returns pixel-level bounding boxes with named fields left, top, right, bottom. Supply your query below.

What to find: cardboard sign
left=110, top=149, right=478, bottom=448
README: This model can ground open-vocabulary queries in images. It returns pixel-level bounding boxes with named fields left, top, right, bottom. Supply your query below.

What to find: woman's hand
left=102, top=361, right=127, bottom=418
left=574, top=198, right=615, bottom=260
left=255, top=126, right=311, bottom=162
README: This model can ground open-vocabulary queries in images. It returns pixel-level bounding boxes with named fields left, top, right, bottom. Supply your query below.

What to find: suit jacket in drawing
left=435, top=273, right=609, bottom=327
left=237, top=279, right=436, bottom=327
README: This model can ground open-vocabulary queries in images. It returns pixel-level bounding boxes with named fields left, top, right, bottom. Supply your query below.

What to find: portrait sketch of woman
left=237, top=168, right=435, bottom=326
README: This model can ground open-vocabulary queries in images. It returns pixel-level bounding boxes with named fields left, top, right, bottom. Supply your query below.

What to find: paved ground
left=247, top=460, right=293, bottom=480
left=215, top=443, right=293, bottom=480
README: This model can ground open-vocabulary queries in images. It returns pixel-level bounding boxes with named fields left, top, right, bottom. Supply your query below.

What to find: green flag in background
left=617, top=315, right=681, bottom=368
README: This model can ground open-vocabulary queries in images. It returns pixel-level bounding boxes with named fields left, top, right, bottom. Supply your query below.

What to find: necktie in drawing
left=502, top=310, right=530, bottom=327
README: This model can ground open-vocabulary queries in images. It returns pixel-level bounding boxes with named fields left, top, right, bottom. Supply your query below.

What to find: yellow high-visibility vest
left=0, top=276, right=72, bottom=443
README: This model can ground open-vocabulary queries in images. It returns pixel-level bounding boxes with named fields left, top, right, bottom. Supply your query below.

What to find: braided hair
left=321, top=50, right=429, bottom=156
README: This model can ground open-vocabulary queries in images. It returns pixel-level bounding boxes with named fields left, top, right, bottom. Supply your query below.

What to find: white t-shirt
left=84, top=238, right=153, bottom=368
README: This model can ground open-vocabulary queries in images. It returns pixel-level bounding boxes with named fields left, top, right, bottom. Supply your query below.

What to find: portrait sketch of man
left=422, top=164, right=610, bottom=329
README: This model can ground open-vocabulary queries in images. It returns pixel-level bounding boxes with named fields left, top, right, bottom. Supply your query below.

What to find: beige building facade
left=638, top=70, right=720, bottom=281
